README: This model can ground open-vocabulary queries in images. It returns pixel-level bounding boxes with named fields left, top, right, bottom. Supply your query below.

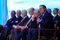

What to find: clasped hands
left=13, top=25, right=28, bottom=30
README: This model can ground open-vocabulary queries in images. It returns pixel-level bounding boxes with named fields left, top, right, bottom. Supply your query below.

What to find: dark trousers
left=56, top=30, right=60, bottom=40
left=28, top=28, right=38, bottom=40
left=40, top=29, right=54, bottom=40
left=11, top=29, right=21, bottom=40
left=21, top=28, right=28, bottom=40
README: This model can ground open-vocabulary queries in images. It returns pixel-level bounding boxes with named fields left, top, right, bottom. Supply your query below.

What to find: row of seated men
left=0, top=5, right=60, bottom=40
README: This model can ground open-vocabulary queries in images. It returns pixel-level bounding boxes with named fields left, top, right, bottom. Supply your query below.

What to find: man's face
left=34, top=12, right=39, bottom=18
left=29, top=8, right=34, bottom=16
left=11, top=11, right=15, bottom=18
left=39, top=6, right=45, bottom=14
left=53, top=9, right=58, bottom=15
left=47, top=9, right=51, bottom=13
left=58, top=10, right=60, bottom=15
left=16, top=10, right=21, bottom=17
left=21, top=11, right=26, bottom=17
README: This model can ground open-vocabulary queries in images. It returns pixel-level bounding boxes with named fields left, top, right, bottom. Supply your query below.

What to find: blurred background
left=0, top=0, right=60, bottom=25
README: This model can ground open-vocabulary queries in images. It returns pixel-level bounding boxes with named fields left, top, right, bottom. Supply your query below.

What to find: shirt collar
left=21, top=15, right=27, bottom=18
left=53, top=14, right=57, bottom=18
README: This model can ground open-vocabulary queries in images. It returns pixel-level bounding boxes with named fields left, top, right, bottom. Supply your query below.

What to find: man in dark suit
left=13, top=10, right=29, bottom=40
left=39, top=5, right=54, bottom=29
left=11, top=10, right=23, bottom=40
left=16, top=10, right=23, bottom=24
left=1, top=10, right=17, bottom=40
left=53, top=8, right=60, bottom=29
left=27, top=8, right=38, bottom=40
left=29, top=7, right=35, bottom=17
left=38, top=5, right=54, bottom=40
left=53, top=8, right=60, bottom=40
left=6, top=10, right=17, bottom=31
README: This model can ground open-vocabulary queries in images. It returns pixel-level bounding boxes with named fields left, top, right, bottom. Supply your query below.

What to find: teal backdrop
left=0, top=0, right=8, bottom=25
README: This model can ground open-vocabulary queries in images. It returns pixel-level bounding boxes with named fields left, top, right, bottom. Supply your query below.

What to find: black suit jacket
left=27, top=17, right=38, bottom=28
left=39, top=11, right=54, bottom=29
left=53, top=15, right=60, bottom=28
left=15, top=16, right=23, bottom=25
left=6, top=16, right=17, bottom=31
left=19, top=16, right=29, bottom=26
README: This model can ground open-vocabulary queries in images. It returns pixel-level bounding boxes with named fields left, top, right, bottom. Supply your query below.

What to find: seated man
left=11, top=10, right=22, bottom=40
left=1, top=10, right=17, bottom=40
left=53, top=8, right=60, bottom=40
left=13, top=10, right=29, bottom=40
left=27, top=10, right=39, bottom=40
left=39, top=5, right=54, bottom=40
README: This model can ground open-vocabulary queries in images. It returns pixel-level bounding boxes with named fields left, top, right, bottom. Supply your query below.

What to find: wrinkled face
left=21, top=10, right=27, bottom=17
left=29, top=8, right=34, bottom=16
left=11, top=11, right=16, bottom=18
left=53, top=9, right=58, bottom=15
left=39, top=6, right=45, bottom=14
left=16, top=10, right=21, bottom=17
left=33, top=11, right=39, bottom=18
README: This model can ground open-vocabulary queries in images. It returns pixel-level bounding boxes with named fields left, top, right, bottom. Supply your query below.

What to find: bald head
left=34, top=10, right=40, bottom=17
left=11, top=10, right=16, bottom=18
left=21, top=10, right=27, bottom=17
left=29, top=7, right=35, bottom=16
left=16, top=10, right=21, bottom=17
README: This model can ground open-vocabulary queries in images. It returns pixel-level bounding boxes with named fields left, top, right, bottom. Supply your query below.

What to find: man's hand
left=13, top=25, right=19, bottom=29
left=31, top=15, right=35, bottom=21
left=20, top=26, right=28, bottom=31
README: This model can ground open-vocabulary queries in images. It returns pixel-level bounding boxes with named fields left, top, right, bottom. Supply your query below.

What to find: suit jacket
left=15, top=16, right=23, bottom=25
left=27, top=17, right=38, bottom=28
left=6, top=16, right=17, bottom=31
left=39, top=11, right=54, bottom=29
left=53, top=15, right=60, bottom=28
left=19, top=16, right=29, bottom=26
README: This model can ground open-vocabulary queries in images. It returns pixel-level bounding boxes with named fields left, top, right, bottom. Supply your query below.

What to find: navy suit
left=53, top=15, right=60, bottom=29
left=15, top=16, right=23, bottom=25
left=54, top=15, right=60, bottom=40
left=19, top=16, right=29, bottom=40
left=6, top=16, right=17, bottom=31
left=27, top=17, right=38, bottom=40
left=11, top=16, right=23, bottom=40
left=39, top=11, right=54, bottom=29
left=38, top=11, right=54, bottom=40
left=1, top=16, right=17, bottom=40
